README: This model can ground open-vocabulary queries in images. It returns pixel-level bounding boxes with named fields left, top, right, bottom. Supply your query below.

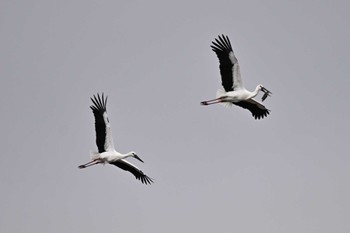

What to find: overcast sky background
left=1, top=0, right=349, bottom=232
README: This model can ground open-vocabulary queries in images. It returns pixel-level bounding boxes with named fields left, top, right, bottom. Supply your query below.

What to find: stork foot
left=200, top=101, right=208, bottom=105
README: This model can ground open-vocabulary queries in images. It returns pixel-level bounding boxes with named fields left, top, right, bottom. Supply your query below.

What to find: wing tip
left=90, top=92, right=108, bottom=112
left=211, top=34, right=233, bottom=52
left=138, top=175, right=154, bottom=185
left=253, top=109, right=271, bottom=120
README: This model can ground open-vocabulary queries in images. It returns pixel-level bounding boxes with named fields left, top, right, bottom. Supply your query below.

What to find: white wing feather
left=103, top=112, right=116, bottom=152
left=229, top=51, right=244, bottom=91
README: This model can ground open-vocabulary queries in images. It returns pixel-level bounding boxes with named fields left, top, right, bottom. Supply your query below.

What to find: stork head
left=257, top=84, right=264, bottom=90
left=129, top=151, right=144, bottom=163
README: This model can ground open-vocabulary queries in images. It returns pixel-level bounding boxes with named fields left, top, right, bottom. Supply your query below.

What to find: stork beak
left=261, top=87, right=272, bottom=95
left=134, top=154, right=144, bottom=163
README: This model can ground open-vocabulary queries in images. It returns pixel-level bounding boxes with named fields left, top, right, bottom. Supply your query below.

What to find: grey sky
left=1, top=0, right=349, bottom=232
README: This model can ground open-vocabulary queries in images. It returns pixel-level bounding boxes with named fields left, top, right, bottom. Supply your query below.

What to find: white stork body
left=78, top=93, right=153, bottom=185
left=201, top=35, right=272, bottom=120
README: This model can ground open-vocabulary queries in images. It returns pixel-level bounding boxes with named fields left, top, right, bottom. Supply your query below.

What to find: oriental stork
left=201, top=35, right=272, bottom=120
left=78, top=93, right=153, bottom=185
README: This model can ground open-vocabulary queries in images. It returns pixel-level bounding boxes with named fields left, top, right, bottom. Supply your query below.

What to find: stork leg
left=78, top=160, right=102, bottom=169
left=200, top=98, right=223, bottom=105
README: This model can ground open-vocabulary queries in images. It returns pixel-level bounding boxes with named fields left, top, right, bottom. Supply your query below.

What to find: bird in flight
left=201, top=35, right=272, bottom=119
left=78, top=93, right=153, bottom=185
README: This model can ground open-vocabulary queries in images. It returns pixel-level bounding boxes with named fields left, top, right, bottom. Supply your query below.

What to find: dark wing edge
left=211, top=35, right=234, bottom=92
left=234, top=100, right=270, bottom=120
left=111, top=160, right=154, bottom=185
left=90, top=93, right=108, bottom=153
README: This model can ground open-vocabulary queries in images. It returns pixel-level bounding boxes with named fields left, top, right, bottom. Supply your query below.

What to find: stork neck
left=248, top=86, right=260, bottom=99
left=123, top=152, right=134, bottom=159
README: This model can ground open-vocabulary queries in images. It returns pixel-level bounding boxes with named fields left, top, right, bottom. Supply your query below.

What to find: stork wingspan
left=90, top=93, right=115, bottom=153
left=211, top=35, right=243, bottom=92
left=111, top=159, right=154, bottom=185
left=234, top=98, right=270, bottom=120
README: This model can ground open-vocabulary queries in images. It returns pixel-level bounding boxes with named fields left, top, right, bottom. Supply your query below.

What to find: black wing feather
left=211, top=35, right=234, bottom=92
left=111, top=160, right=154, bottom=185
left=234, top=101, right=270, bottom=120
left=90, top=93, right=108, bottom=153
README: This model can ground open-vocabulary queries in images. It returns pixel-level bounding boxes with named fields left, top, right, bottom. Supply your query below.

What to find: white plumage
left=201, top=35, right=272, bottom=120
left=78, top=93, right=153, bottom=185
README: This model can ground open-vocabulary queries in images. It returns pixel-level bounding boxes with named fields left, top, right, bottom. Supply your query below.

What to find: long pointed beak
left=261, top=87, right=272, bottom=95
left=134, top=154, right=144, bottom=163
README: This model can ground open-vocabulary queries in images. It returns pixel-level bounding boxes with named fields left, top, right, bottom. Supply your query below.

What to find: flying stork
left=201, top=35, right=272, bottom=119
left=78, top=93, right=153, bottom=185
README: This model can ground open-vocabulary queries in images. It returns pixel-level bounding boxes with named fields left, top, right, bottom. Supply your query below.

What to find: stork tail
left=90, top=151, right=100, bottom=160
left=216, top=89, right=232, bottom=107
